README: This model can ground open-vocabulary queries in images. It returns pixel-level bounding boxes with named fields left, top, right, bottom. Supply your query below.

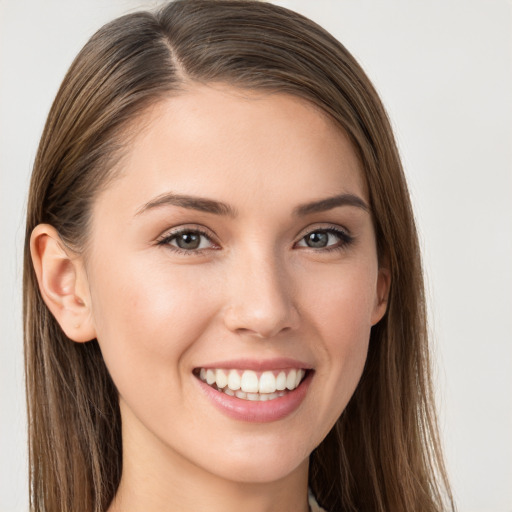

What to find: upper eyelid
left=157, top=224, right=217, bottom=241
left=294, top=226, right=352, bottom=247
left=156, top=228, right=219, bottom=255
left=295, top=223, right=352, bottom=240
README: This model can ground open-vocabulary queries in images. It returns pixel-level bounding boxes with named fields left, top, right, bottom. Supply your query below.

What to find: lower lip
left=196, top=372, right=313, bottom=423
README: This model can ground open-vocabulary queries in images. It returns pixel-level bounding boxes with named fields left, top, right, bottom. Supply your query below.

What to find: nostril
left=236, top=325, right=292, bottom=340
left=221, top=269, right=300, bottom=337
left=223, top=305, right=299, bottom=339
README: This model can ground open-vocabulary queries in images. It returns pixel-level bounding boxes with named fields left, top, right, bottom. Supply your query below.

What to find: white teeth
left=197, top=367, right=308, bottom=399
left=276, top=371, right=287, bottom=390
left=286, top=369, right=297, bottom=390
left=240, top=370, right=259, bottom=393
left=259, top=371, right=276, bottom=394
left=206, top=369, right=216, bottom=385
left=215, top=369, right=228, bottom=389
left=227, top=370, right=241, bottom=391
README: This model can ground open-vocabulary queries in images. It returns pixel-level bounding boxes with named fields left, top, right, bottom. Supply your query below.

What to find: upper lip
left=194, top=357, right=313, bottom=372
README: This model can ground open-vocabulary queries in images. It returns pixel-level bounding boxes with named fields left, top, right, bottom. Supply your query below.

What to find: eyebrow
left=135, top=192, right=238, bottom=217
left=293, top=193, right=369, bottom=216
left=135, top=191, right=369, bottom=218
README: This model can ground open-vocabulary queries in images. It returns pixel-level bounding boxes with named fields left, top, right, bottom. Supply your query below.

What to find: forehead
left=95, top=83, right=367, bottom=218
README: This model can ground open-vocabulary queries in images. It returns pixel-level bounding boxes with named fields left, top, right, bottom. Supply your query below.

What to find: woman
left=23, top=1, right=455, bottom=511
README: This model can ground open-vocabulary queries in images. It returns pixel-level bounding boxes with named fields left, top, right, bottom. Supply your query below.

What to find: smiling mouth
left=194, top=368, right=308, bottom=402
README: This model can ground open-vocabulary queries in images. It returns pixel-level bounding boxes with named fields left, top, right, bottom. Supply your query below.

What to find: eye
left=157, top=228, right=217, bottom=253
left=295, top=227, right=353, bottom=251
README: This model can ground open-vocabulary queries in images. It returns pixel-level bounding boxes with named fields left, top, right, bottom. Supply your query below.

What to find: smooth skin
left=31, top=84, right=390, bottom=512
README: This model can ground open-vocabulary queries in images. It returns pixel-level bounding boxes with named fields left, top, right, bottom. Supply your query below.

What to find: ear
left=30, top=224, right=96, bottom=342
left=371, top=264, right=391, bottom=326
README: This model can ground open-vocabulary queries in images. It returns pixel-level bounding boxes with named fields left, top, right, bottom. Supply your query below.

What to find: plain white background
left=1, top=1, right=511, bottom=511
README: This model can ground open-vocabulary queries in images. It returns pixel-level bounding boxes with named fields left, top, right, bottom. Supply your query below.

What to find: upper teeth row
left=198, top=368, right=306, bottom=394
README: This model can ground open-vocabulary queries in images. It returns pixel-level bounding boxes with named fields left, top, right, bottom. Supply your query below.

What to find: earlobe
left=30, top=224, right=96, bottom=342
left=371, top=266, right=391, bottom=326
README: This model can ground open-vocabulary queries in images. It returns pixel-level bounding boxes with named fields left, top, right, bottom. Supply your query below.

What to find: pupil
left=307, top=232, right=328, bottom=248
left=177, top=232, right=200, bottom=249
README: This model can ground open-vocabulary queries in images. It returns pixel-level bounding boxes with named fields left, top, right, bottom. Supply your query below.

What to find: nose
left=222, top=249, right=300, bottom=339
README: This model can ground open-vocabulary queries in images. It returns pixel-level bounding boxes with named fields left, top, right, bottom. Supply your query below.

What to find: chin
left=193, top=435, right=312, bottom=484
left=207, top=455, right=308, bottom=485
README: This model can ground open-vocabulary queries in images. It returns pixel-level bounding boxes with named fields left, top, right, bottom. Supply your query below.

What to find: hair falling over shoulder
left=23, top=1, right=455, bottom=511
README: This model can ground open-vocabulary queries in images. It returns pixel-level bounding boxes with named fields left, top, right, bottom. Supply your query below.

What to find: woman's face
left=84, top=84, right=389, bottom=484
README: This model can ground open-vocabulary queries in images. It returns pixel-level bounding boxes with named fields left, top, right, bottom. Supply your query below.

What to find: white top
left=308, top=489, right=328, bottom=512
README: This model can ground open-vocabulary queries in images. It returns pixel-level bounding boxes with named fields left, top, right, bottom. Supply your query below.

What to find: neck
left=108, top=404, right=310, bottom=512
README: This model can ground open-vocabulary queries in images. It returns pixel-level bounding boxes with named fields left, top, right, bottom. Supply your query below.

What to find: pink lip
left=195, top=357, right=313, bottom=372
left=195, top=370, right=313, bottom=423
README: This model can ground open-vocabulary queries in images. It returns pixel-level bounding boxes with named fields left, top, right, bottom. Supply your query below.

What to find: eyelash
left=296, top=226, right=354, bottom=253
left=156, top=225, right=354, bottom=256
left=156, top=227, right=218, bottom=256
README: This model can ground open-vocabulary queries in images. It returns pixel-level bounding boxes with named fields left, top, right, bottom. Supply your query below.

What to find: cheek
left=87, top=253, right=220, bottom=401
left=302, top=257, right=378, bottom=344
left=300, top=261, right=377, bottom=424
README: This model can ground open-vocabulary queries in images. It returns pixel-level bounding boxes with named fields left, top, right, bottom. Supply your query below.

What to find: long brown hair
left=23, top=1, right=455, bottom=510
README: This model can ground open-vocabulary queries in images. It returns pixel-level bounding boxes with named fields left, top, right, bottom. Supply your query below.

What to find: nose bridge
left=222, top=244, right=299, bottom=338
